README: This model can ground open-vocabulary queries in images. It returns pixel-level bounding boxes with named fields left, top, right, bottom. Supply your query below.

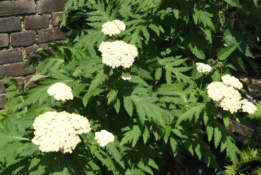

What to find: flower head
left=207, top=81, right=243, bottom=114
left=221, top=74, right=243, bottom=90
left=122, top=72, right=131, bottom=80
left=241, top=100, right=257, bottom=114
left=47, top=82, right=73, bottom=101
left=196, top=63, right=212, bottom=73
left=99, top=40, right=138, bottom=69
left=32, top=111, right=91, bottom=153
left=101, top=20, right=126, bottom=36
left=95, top=130, right=114, bottom=147
left=207, top=82, right=227, bottom=101
left=219, top=98, right=242, bottom=114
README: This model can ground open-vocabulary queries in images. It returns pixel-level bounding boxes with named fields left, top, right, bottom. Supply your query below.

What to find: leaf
left=140, top=25, right=150, bottom=41
left=163, top=125, right=171, bottom=143
left=114, top=99, right=121, bottom=114
left=106, top=144, right=125, bottom=169
left=173, top=9, right=179, bottom=19
left=120, top=125, right=141, bottom=147
left=176, top=103, right=205, bottom=125
left=236, top=57, right=247, bottom=73
left=149, top=24, right=160, bottom=36
left=142, top=126, right=150, bottom=144
left=107, top=89, right=118, bottom=105
left=170, top=137, right=178, bottom=156
left=131, top=95, right=165, bottom=126
left=24, top=74, right=48, bottom=88
left=224, top=0, right=242, bottom=8
left=83, top=88, right=104, bottom=107
left=245, top=58, right=259, bottom=73
left=123, top=96, right=134, bottom=117
left=88, top=70, right=108, bottom=92
left=206, top=125, right=214, bottom=142
left=214, top=127, right=222, bottom=148
left=217, top=43, right=239, bottom=60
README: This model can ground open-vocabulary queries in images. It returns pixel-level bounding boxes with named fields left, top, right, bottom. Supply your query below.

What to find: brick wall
left=0, top=0, right=66, bottom=108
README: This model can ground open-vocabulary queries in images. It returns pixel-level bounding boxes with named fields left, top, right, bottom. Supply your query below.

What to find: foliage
left=0, top=0, right=261, bottom=174
left=225, top=147, right=261, bottom=175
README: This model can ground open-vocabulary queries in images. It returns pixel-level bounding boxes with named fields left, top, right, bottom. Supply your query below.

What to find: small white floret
left=241, top=100, right=257, bottom=114
left=122, top=72, right=131, bottom=80
left=221, top=74, right=243, bottom=89
left=95, top=130, right=115, bottom=147
left=47, top=82, right=73, bottom=101
left=196, top=63, right=212, bottom=73
left=101, top=20, right=126, bottom=36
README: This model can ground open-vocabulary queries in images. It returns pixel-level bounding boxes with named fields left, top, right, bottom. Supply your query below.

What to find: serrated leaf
left=224, top=0, right=242, bottom=8
left=163, top=125, right=171, bottom=143
left=214, top=127, right=222, bottom=148
left=206, top=125, right=214, bottom=142
left=114, top=99, right=121, bottom=114
left=170, top=137, right=178, bottom=156
left=123, top=96, right=134, bottom=117
left=217, top=44, right=239, bottom=60
left=88, top=70, right=108, bottom=92
left=176, top=103, right=205, bottom=125
left=120, top=125, right=141, bottom=147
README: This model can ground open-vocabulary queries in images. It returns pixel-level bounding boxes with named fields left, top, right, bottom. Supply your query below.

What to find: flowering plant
left=0, top=0, right=260, bottom=174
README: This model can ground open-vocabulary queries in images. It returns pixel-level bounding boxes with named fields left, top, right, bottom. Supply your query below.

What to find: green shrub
left=0, top=0, right=260, bottom=174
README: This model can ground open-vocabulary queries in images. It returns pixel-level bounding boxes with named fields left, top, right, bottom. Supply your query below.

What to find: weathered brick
left=11, top=32, right=36, bottom=47
left=51, top=12, right=62, bottom=27
left=25, top=44, right=49, bottom=59
left=0, top=34, right=9, bottom=48
left=0, top=17, right=20, bottom=33
left=0, top=1, right=35, bottom=17
left=38, top=28, right=65, bottom=44
left=0, top=62, right=35, bottom=78
left=0, top=49, right=23, bottom=65
left=25, top=15, right=49, bottom=30
left=0, top=94, right=7, bottom=108
left=37, top=0, right=66, bottom=14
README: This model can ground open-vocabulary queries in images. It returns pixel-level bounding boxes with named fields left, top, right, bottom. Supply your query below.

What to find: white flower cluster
left=99, top=40, right=138, bottom=69
left=241, top=99, right=257, bottom=114
left=95, top=130, right=115, bottom=147
left=221, top=74, right=243, bottom=89
left=47, top=82, right=73, bottom=101
left=196, top=63, right=212, bottom=73
left=207, top=75, right=256, bottom=114
left=32, top=111, right=91, bottom=153
left=122, top=72, right=131, bottom=80
left=101, top=20, right=126, bottom=36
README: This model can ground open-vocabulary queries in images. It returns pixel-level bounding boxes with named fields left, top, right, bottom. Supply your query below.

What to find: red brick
left=0, top=49, right=23, bottom=65
left=0, top=1, right=35, bottom=17
left=51, top=12, right=62, bottom=27
left=0, top=94, right=7, bottom=108
left=24, top=15, right=49, bottom=30
left=11, top=32, right=36, bottom=47
left=0, top=34, right=9, bottom=48
left=38, top=28, right=65, bottom=44
left=25, top=44, right=49, bottom=59
left=0, top=62, right=35, bottom=78
left=37, top=0, right=66, bottom=14
left=0, top=17, right=20, bottom=33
